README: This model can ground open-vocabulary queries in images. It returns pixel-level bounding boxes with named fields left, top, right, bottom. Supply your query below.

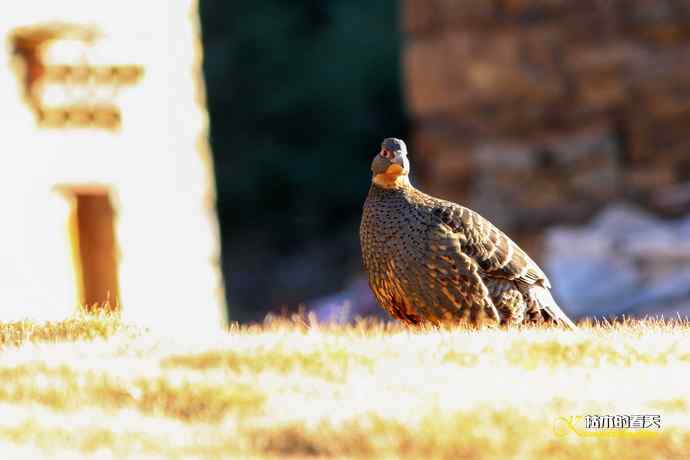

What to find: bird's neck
left=372, top=173, right=411, bottom=189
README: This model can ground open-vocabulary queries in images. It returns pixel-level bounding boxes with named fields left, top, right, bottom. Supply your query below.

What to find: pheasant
left=360, top=137, right=577, bottom=329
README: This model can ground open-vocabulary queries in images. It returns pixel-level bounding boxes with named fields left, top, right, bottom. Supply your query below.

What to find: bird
left=360, top=137, right=577, bottom=329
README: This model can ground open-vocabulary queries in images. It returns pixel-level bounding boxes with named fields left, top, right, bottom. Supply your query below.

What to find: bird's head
left=371, top=137, right=411, bottom=189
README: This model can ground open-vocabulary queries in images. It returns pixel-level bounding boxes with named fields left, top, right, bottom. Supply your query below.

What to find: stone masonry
left=403, top=0, right=690, bottom=252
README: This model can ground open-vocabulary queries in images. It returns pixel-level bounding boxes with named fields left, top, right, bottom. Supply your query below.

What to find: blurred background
left=202, top=1, right=690, bottom=323
left=201, top=1, right=406, bottom=322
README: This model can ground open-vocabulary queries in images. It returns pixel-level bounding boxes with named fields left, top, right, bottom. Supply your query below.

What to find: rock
left=404, top=0, right=690, bottom=229
left=469, top=125, right=621, bottom=231
left=546, top=203, right=690, bottom=319
left=404, top=37, right=454, bottom=117
left=402, top=0, right=437, bottom=35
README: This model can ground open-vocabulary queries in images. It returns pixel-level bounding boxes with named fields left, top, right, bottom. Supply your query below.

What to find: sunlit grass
left=0, top=313, right=123, bottom=347
left=0, top=313, right=689, bottom=459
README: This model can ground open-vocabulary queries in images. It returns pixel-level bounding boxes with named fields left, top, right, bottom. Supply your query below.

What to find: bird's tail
left=529, top=285, right=578, bottom=330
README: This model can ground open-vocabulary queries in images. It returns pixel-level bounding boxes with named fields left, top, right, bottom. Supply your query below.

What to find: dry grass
left=0, top=313, right=689, bottom=459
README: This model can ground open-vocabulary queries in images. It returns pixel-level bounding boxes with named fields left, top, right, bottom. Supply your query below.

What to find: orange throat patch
left=373, top=164, right=410, bottom=188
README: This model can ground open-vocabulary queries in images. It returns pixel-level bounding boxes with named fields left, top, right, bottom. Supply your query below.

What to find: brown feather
left=360, top=149, right=575, bottom=329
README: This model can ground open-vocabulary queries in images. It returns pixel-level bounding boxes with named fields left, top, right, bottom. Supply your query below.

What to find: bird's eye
left=380, top=149, right=394, bottom=159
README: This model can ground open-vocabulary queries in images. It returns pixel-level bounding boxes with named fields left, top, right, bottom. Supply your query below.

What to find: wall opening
left=64, top=187, right=120, bottom=311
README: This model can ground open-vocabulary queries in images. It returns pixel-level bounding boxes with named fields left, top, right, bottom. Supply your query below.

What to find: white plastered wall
left=0, top=0, right=227, bottom=331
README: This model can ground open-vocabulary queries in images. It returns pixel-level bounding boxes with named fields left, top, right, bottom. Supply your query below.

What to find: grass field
left=1, top=313, right=689, bottom=459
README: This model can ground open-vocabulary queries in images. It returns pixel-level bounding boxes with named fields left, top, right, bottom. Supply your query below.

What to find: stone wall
left=403, top=0, right=690, bottom=250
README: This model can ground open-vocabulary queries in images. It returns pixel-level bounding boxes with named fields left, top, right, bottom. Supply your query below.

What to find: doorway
left=62, top=187, right=120, bottom=311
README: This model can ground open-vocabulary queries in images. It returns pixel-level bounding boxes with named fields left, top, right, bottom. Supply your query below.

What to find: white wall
left=0, top=0, right=226, bottom=330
